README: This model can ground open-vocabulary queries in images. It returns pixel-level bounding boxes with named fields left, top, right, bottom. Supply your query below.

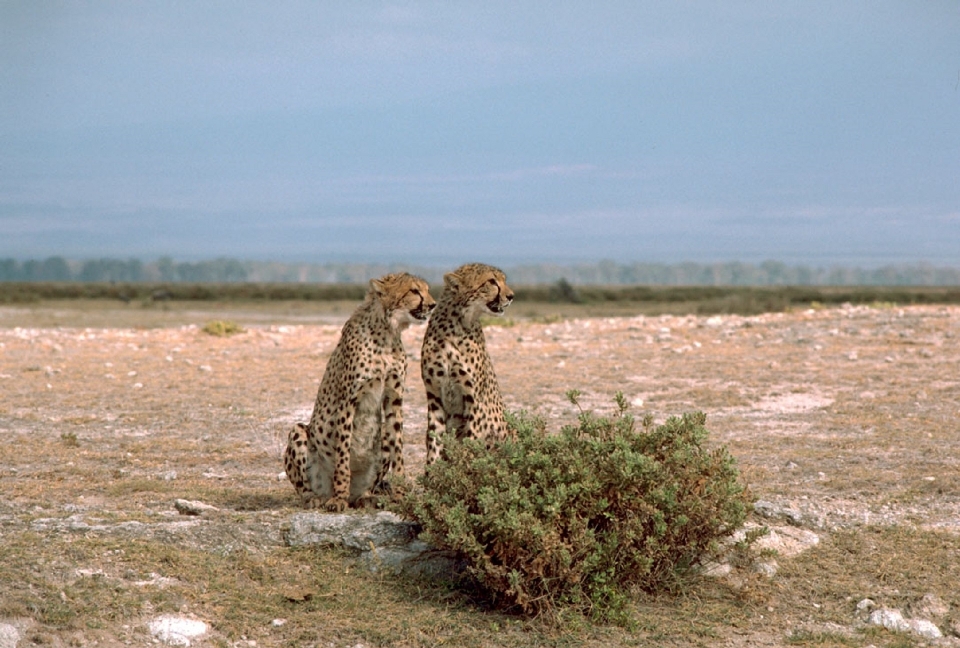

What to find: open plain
left=1, top=298, right=959, bottom=647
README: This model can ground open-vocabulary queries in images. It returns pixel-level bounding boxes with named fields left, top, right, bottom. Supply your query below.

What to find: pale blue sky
left=2, top=1, right=958, bottom=266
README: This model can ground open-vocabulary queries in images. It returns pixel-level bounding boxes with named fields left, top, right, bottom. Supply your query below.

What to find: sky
left=1, top=1, right=959, bottom=267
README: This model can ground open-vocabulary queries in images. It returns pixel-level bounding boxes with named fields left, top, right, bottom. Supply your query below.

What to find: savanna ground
left=1, top=295, right=959, bottom=647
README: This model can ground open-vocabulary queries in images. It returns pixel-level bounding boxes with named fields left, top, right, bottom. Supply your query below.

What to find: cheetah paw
left=324, top=497, right=348, bottom=513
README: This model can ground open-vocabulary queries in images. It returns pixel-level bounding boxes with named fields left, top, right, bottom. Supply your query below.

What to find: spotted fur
left=284, top=273, right=436, bottom=510
left=421, top=262, right=515, bottom=464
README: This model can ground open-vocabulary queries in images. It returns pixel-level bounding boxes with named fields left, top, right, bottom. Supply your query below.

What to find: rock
left=753, top=525, right=819, bottom=558
left=869, top=608, right=909, bottom=633
left=174, top=499, right=219, bottom=516
left=284, top=511, right=461, bottom=577
left=868, top=608, right=942, bottom=640
left=753, top=500, right=804, bottom=526
left=148, top=615, right=209, bottom=646
left=0, top=623, right=21, bottom=648
left=704, top=522, right=819, bottom=579
left=284, top=511, right=417, bottom=550
left=905, top=619, right=943, bottom=640
left=916, top=592, right=949, bottom=620
left=752, top=560, right=778, bottom=577
left=699, top=561, right=732, bottom=578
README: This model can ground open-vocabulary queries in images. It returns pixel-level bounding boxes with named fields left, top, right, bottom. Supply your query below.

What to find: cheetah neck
left=356, top=298, right=403, bottom=344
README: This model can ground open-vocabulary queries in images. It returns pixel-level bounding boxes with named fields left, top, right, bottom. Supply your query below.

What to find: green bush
left=201, top=320, right=244, bottom=336
left=400, top=392, right=752, bottom=622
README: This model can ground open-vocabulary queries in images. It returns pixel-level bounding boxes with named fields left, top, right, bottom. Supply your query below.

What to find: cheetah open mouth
left=411, top=303, right=435, bottom=321
left=486, top=300, right=507, bottom=315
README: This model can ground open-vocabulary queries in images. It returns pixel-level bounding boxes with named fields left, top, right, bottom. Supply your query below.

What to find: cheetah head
left=443, top=262, right=514, bottom=321
left=370, top=273, right=436, bottom=329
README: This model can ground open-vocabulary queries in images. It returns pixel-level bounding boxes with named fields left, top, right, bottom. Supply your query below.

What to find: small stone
left=856, top=598, right=877, bottom=614
left=753, top=560, right=778, bottom=577
left=148, top=615, right=209, bottom=646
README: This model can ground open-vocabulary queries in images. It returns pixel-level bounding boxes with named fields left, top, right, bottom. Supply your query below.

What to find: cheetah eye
left=410, top=288, right=421, bottom=296
left=486, top=278, right=498, bottom=286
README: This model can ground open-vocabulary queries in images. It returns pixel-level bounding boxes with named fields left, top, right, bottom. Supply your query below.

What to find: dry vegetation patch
left=1, top=300, right=958, bottom=646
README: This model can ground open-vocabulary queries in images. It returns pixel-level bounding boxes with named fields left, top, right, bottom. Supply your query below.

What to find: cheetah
left=284, top=273, right=436, bottom=511
left=421, top=262, right=514, bottom=464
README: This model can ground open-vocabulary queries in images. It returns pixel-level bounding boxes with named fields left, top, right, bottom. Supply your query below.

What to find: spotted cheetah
left=421, top=262, right=514, bottom=464
left=284, top=273, right=435, bottom=511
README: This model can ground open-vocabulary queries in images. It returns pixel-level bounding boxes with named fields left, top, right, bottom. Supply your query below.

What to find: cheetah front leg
left=373, top=371, right=405, bottom=498
left=424, top=379, right=447, bottom=465
left=284, top=423, right=325, bottom=508
left=325, top=404, right=355, bottom=512
left=424, top=357, right=478, bottom=465
left=377, top=373, right=403, bottom=476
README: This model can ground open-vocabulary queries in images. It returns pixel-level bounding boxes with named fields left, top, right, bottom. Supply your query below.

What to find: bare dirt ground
left=1, top=299, right=959, bottom=647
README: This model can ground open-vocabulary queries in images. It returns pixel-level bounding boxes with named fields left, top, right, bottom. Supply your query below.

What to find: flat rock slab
left=283, top=511, right=461, bottom=578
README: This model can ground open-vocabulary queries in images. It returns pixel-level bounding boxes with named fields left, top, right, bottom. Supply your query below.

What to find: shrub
left=549, top=277, right=582, bottom=303
left=201, top=320, right=244, bottom=336
left=400, top=392, right=752, bottom=622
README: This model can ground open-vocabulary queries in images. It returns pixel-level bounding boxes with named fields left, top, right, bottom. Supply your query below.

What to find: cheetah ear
left=369, top=278, right=385, bottom=296
left=443, top=271, right=461, bottom=290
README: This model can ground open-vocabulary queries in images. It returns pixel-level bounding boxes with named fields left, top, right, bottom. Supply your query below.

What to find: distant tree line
left=1, top=256, right=959, bottom=286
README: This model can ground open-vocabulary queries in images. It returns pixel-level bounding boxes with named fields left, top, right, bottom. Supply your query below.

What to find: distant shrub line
left=0, top=282, right=368, bottom=304
left=3, top=256, right=960, bottom=286
left=2, top=280, right=959, bottom=315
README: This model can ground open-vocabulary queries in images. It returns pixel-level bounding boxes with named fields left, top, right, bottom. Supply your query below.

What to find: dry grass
left=1, top=299, right=959, bottom=646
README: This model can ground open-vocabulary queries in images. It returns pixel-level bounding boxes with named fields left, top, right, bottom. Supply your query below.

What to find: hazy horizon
left=3, top=2, right=958, bottom=266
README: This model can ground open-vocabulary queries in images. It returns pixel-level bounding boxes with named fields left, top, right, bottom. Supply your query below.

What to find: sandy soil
left=1, top=301, right=959, bottom=645
left=2, top=301, right=959, bottom=529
